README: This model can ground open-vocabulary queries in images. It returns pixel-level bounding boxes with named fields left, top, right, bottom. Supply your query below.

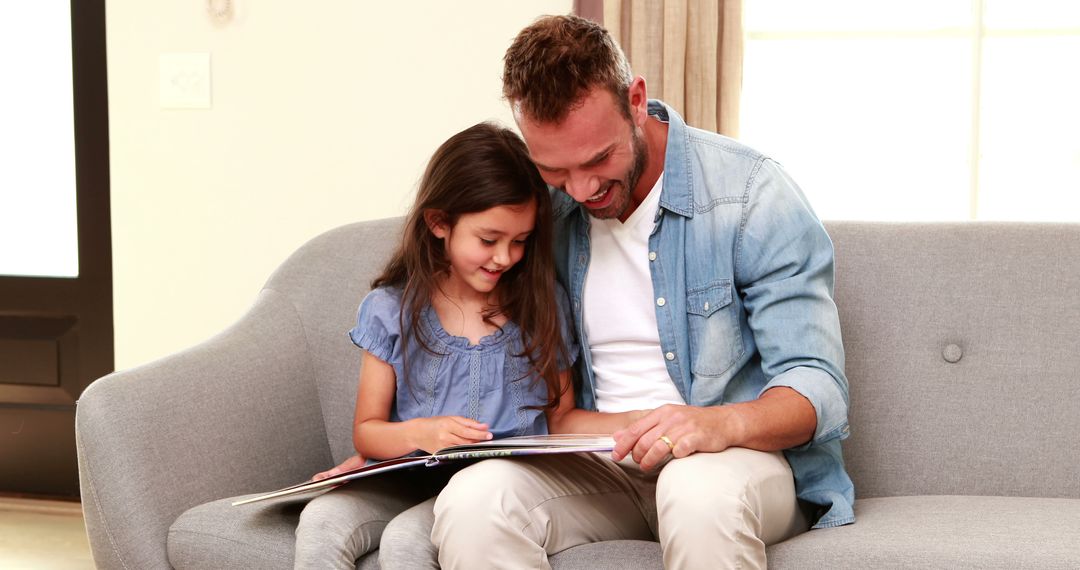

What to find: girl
left=292, top=122, right=579, bottom=569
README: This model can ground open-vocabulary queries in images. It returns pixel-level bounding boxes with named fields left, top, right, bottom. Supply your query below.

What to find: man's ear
left=424, top=209, right=449, bottom=238
left=627, top=76, right=649, bottom=126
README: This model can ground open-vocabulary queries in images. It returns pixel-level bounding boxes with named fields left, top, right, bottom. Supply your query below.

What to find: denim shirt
left=349, top=286, right=578, bottom=440
left=551, top=101, right=855, bottom=528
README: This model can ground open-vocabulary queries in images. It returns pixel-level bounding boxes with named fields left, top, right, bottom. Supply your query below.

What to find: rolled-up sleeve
left=764, top=366, right=849, bottom=446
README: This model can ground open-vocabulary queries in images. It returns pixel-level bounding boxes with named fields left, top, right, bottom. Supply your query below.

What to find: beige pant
left=431, top=447, right=807, bottom=570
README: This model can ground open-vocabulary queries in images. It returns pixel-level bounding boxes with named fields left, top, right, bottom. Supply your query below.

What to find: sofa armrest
left=76, top=288, right=332, bottom=570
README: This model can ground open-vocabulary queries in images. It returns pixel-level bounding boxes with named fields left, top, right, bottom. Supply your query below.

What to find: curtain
left=574, top=0, right=743, bottom=137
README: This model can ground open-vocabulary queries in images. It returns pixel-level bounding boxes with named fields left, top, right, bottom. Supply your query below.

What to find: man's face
left=516, top=88, right=647, bottom=221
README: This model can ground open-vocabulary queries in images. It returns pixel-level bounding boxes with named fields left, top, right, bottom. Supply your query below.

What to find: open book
left=232, top=434, right=615, bottom=506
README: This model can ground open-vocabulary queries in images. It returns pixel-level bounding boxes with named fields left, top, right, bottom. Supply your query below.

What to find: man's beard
left=587, top=126, right=649, bottom=220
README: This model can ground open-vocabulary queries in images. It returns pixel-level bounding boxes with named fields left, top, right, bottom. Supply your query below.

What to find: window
left=740, top=0, right=1080, bottom=221
left=0, top=3, right=80, bottom=276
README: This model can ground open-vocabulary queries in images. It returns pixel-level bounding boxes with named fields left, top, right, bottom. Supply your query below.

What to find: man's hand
left=610, top=388, right=817, bottom=471
left=311, top=453, right=367, bottom=482
left=408, top=416, right=492, bottom=454
left=611, top=404, right=741, bottom=471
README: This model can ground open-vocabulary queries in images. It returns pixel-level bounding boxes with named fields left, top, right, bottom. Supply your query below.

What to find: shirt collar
left=648, top=99, right=694, bottom=219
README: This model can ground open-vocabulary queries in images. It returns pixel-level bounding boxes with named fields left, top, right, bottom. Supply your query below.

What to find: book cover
left=232, top=434, right=615, bottom=506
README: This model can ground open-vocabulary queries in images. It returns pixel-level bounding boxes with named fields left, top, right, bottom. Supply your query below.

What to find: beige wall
left=107, top=1, right=572, bottom=370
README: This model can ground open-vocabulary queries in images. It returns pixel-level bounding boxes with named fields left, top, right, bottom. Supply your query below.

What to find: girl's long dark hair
left=371, top=122, right=566, bottom=411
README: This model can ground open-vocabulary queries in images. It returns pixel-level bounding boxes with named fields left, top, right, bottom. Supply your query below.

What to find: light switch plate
left=159, top=52, right=211, bottom=109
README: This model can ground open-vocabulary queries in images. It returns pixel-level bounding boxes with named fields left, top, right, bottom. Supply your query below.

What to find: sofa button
left=943, top=344, right=963, bottom=363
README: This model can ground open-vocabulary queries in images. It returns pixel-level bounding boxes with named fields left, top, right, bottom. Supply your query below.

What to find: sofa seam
left=76, top=408, right=133, bottom=570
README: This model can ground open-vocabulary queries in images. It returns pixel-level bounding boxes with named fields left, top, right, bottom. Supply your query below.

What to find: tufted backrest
left=266, top=218, right=1080, bottom=498
left=826, top=222, right=1080, bottom=499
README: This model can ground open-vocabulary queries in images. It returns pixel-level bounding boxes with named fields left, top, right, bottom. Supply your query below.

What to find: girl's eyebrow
left=477, top=227, right=533, bottom=238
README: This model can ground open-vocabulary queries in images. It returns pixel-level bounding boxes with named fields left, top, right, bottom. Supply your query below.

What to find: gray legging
left=292, top=469, right=445, bottom=570
left=379, top=497, right=439, bottom=569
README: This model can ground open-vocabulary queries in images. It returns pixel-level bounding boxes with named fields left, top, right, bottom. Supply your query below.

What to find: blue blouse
left=348, top=286, right=578, bottom=439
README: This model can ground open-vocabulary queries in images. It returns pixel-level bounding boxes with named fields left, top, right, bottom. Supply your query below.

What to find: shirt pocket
left=686, top=280, right=744, bottom=377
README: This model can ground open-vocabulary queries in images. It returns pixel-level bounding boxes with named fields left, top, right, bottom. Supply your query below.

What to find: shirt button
left=656, top=297, right=666, bottom=307
left=665, top=352, right=675, bottom=361
left=648, top=251, right=657, bottom=261
left=703, top=302, right=710, bottom=311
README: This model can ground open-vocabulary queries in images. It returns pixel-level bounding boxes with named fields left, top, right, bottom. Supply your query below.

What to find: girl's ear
left=424, top=209, right=449, bottom=238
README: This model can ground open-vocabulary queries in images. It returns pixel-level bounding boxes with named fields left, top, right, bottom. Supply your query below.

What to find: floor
left=0, top=497, right=95, bottom=569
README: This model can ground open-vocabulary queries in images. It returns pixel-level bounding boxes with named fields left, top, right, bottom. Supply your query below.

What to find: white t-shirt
left=583, top=173, right=686, bottom=413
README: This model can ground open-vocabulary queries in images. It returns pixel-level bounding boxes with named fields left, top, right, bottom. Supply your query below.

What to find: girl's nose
left=492, top=243, right=510, bottom=266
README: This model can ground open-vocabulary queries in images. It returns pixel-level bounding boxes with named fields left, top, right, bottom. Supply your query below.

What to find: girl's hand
left=409, top=416, right=492, bottom=454
left=311, top=453, right=367, bottom=482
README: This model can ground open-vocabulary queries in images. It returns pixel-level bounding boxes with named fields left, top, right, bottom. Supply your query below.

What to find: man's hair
left=503, top=14, right=633, bottom=124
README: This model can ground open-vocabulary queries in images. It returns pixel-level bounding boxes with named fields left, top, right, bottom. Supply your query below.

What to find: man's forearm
left=726, top=386, right=817, bottom=451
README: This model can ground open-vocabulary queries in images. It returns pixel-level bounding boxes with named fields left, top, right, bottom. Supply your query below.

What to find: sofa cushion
left=767, top=495, right=1080, bottom=569
left=167, top=494, right=379, bottom=570
left=168, top=493, right=1080, bottom=568
left=168, top=496, right=664, bottom=569
left=550, top=539, right=663, bottom=569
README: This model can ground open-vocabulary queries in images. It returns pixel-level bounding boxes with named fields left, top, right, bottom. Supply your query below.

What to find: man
left=429, top=14, right=854, bottom=569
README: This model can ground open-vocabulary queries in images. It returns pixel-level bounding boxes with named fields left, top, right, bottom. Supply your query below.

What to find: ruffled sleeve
left=347, top=286, right=403, bottom=364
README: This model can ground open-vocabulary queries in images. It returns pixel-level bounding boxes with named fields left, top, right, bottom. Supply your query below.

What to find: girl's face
left=430, top=199, right=537, bottom=299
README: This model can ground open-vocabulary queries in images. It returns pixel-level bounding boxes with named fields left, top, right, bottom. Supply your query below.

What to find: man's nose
left=564, top=172, right=599, bottom=203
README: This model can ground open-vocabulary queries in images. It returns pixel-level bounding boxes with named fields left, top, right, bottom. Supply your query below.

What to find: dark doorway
left=0, top=0, right=112, bottom=498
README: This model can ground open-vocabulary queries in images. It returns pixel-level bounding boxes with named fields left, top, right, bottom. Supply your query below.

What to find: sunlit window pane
left=977, top=36, right=1080, bottom=221
left=743, top=0, right=1080, bottom=222
left=0, top=3, right=79, bottom=278
left=984, top=0, right=1080, bottom=30
left=741, top=38, right=972, bottom=221
left=746, top=0, right=971, bottom=32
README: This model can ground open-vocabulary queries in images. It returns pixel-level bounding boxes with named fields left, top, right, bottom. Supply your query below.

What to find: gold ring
left=658, top=435, right=675, bottom=450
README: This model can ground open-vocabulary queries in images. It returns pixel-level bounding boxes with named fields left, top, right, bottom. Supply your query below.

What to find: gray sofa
left=76, top=219, right=1080, bottom=569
